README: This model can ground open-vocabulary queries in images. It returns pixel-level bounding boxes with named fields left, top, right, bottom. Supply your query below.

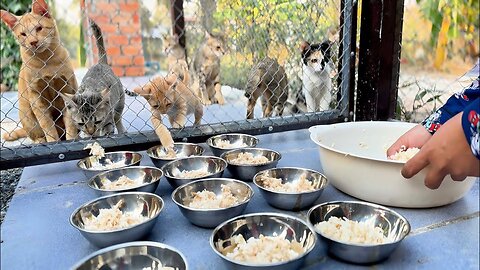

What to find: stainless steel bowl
left=161, top=156, right=227, bottom=188
left=211, top=212, right=317, bottom=270
left=70, top=192, right=164, bottom=248
left=77, top=151, right=142, bottom=179
left=221, top=148, right=281, bottom=182
left=147, top=143, right=205, bottom=168
left=87, top=166, right=163, bottom=195
left=70, top=241, right=188, bottom=270
left=253, top=167, right=328, bottom=211
left=307, top=201, right=411, bottom=264
left=172, top=178, right=254, bottom=228
left=207, top=133, right=259, bottom=156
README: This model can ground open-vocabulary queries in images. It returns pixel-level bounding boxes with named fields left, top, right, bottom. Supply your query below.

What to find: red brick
left=99, top=24, right=117, bottom=33
left=109, top=35, right=128, bottom=45
left=133, top=56, right=144, bottom=66
left=123, top=45, right=141, bottom=55
left=111, top=14, right=125, bottom=24
left=129, top=36, right=142, bottom=45
left=122, top=25, right=139, bottom=34
left=90, top=15, right=110, bottom=24
left=96, top=2, right=117, bottom=13
left=106, top=46, right=120, bottom=56
left=120, top=2, right=139, bottom=12
left=112, top=56, right=133, bottom=66
left=112, top=67, right=125, bottom=77
left=132, top=13, right=139, bottom=24
left=125, top=66, right=145, bottom=77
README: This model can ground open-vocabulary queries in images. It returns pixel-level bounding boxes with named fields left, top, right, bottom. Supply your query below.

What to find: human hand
left=401, top=113, right=480, bottom=189
left=386, top=124, right=432, bottom=157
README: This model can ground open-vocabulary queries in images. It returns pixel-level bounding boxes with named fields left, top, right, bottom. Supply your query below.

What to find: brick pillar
left=81, top=0, right=145, bottom=77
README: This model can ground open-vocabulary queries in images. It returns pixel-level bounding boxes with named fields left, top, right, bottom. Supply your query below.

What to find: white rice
left=221, top=232, right=304, bottom=264
left=230, top=152, right=269, bottom=165
left=260, top=174, right=315, bottom=192
left=188, top=184, right=239, bottom=209
left=101, top=175, right=140, bottom=190
left=83, top=201, right=147, bottom=231
left=388, top=145, right=420, bottom=161
left=314, top=216, right=388, bottom=245
left=84, top=142, right=105, bottom=157
left=215, top=139, right=247, bottom=149
left=174, top=168, right=210, bottom=179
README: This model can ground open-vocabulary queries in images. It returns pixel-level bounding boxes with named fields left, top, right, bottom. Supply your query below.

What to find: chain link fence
left=1, top=0, right=355, bottom=169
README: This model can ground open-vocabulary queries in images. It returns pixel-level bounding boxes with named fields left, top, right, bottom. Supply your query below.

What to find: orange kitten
left=1, top=0, right=78, bottom=142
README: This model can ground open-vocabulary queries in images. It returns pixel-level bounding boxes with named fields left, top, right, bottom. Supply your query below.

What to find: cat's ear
left=0, top=10, right=18, bottom=29
left=59, top=92, right=75, bottom=109
left=300, top=41, right=310, bottom=52
left=32, top=0, right=51, bottom=18
left=205, top=31, right=211, bottom=39
left=165, top=73, right=178, bottom=85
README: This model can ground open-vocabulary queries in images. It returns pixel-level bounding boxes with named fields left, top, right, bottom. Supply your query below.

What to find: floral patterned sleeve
left=421, top=77, right=480, bottom=134
left=462, top=98, right=480, bottom=159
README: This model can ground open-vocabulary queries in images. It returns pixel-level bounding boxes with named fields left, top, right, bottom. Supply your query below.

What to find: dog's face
left=301, top=41, right=331, bottom=72
left=1, top=0, right=57, bottom=54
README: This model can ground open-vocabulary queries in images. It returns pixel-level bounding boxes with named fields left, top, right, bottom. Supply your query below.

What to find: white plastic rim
left=309, top=121, right=476, bottom=208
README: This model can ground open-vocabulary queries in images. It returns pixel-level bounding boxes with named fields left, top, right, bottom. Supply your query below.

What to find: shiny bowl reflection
left=253, top=167, right=328, bottom=211
left=211, top=212, right=317, bottom=270
left=161, top=156, right=227, bottom=188
left=77, top=151, right=142, bottom=179
left=147, top=143, right=205, bottom=168
left=221, top=148, right=281, bottom=181
left=307, top=201, right=411, bottom=264
left=87, top=166, right=163, bottom=195
left=70, top=192, right=164, bottom=248
left=70, top=241, right=188, bottom=270
left=207, top=133, right=259, bottom=157
left=172, top=178, right=254, bottom=228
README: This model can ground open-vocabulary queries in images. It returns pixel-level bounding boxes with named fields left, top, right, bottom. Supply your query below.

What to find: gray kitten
left=61, top=20, right=125, bottom=137
left=245, top=57, right=288, bottom=119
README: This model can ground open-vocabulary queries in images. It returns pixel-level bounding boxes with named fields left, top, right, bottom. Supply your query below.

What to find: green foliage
left=396, top=81, right=444, bottom=122
left=0, top=0, right=30, bottom=91
left=417, top=0, right=479, bottom=49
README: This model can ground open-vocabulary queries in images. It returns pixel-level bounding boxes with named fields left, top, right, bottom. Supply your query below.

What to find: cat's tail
left=124, top=88, right=138, bottom=97
left=2, top=128, right=27, bottom=141
left=89, top=19, right=108, bottom=65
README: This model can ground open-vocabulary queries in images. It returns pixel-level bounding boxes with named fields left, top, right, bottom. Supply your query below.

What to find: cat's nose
left=30, top=41, right=38, bottom=47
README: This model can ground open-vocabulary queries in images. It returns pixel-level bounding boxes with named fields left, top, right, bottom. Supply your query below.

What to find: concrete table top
left=1, top=129, right=478, bottom=269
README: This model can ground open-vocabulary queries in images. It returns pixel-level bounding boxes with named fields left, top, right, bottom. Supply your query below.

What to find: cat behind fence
left=245, top=57, right=289, bottom=119
left=60, top=20, right=125, bottom=137
left=1, top=0, right=78, bottom=142
left=193, top=31, right=226, bottom=105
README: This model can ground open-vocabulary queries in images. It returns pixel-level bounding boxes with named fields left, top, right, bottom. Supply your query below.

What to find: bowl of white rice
left=77, top=151, right=143, bottom=179
left=147, top=143, right=205, bottom=168
left=70, top=241, right=188, bottom=270
left=87, top=166, right=163, bottom=195
left=307, top=201, right=410, bottom=264
left=253, top=167, right=328, bottom=211
left=206, top=133, right=259, bottom=157
left=70, top=192, right=164, bottom=248
left=309, top=121, right=477, bottom=208
left=161, top=156, right=227, bottom=188
left=210, top=212, right=317, bottom=270
left=221, top=148, right=281, bottom=181
left=172, top=178, right=254, bottom=228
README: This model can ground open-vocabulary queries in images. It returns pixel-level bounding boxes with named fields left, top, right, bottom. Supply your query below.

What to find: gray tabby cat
left=61, top=20, right=125, bottom=137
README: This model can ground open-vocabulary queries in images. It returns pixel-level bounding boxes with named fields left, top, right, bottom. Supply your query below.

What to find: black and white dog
left=301, top=41, right=332, bottom=112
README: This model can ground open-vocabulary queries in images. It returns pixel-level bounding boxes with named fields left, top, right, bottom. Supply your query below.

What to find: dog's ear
left=300, top=41, right=310, bottom=52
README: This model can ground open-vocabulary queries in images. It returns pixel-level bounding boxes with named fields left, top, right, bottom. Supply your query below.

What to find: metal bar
left=170, top=0, right=186, bottom=56
left=348, top=0, right=358, bottom=120
left=377, top=0, right=404, bottom=120
left=356, top=0, right=383, bottom=121
left=338, top=0, right=355, bottom=120
left=0, top=111, right=344, bottom=170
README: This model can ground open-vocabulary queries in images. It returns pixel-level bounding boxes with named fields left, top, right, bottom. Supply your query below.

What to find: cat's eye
left=36, top=26, right=42, bottom=32
left=77, top=122, right=85, bottom=126
left=216, top=46, right=221, bottom=49
left=94, top=120, right=102, bottom=124
left=152, top=105, right=159, bottom=109
left=20, top=32, right=26, bottom=37
left=311, top=59, right=318, bottom=63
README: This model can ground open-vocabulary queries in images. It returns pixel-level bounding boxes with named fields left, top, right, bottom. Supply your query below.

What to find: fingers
left=386, top=139, right=405, bottom=157
left=424, top=167, right=448, bottom=189
left=451, top=174, right=467, bottom=182
left=401, top=149, right=429, bottom=179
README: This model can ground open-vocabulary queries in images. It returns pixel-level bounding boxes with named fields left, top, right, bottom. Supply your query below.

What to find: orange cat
left=132, top=70, right=203, bottom=150
left=1, top=0, right=78, bottom=142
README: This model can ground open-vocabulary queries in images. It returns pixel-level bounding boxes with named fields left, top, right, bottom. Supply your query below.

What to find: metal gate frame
left=0, top=0, right=405, bottom=170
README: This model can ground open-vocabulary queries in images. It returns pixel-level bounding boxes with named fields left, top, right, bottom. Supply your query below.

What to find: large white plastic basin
left=309, top=121, right=476, bottom=208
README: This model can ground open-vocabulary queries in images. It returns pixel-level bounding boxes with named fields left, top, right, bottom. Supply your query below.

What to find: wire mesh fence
left=0, top=0, right=355, bottom=169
